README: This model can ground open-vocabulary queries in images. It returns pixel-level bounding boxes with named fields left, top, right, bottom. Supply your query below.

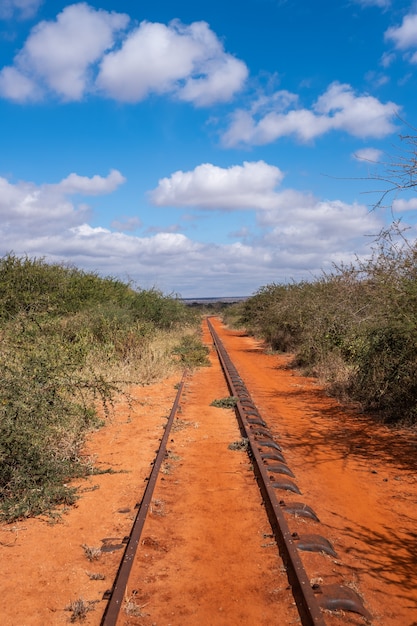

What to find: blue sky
left=1, top=0, right=416, bottom=296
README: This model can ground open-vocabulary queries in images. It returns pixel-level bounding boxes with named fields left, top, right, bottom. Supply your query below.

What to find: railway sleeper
left=250, top=427, right=273, bottom=438
left=279, top=500, right=320, bottom=522
left=292, top=532, right=337, bottom=557
left=313, top=583, right=372, bottom=621
left=248, top=417, right=267, bottom=427
left=261, top=451, right=286, bottom=463
left=239, top=402, right=255, bottom=409
left=266, top=462, right=295, bottom=477
left=257, top=439, right=282, bottom=451
left=271, top=478, right=301, bottom=494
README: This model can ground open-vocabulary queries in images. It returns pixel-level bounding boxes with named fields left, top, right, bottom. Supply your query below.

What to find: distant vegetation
left=0, top=254, right=207, bottom=521
left=224, top=224, right=417, bottom=427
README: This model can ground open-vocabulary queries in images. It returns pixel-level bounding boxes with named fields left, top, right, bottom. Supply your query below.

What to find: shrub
left=233, top=226, right=417, bottom=425
left=172, top=333, right=210, bottom=367
left=0, top=254, right=201, bottom=520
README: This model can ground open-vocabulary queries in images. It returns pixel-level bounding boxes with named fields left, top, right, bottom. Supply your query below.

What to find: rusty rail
left=207, top=318, right=327, bottom=626
left=100, top=373, right=187, bottom=626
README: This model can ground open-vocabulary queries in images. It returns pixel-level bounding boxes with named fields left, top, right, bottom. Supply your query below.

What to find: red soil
left=1, top=317, right=416, bottom=625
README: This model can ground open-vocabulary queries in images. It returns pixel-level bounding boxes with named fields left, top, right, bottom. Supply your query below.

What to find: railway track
left=100, top=317, right=372, bottom=626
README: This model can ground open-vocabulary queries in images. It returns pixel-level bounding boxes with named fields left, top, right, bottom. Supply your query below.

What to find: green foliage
left=0, top=254, right=199, bottom=521
left=129, top=288, right=189, bottom=329
left=172, top=334, right=211, bottom=367
left=236, top=225, right=417, bottom=426
left=211, top=396, right=239, bottom=408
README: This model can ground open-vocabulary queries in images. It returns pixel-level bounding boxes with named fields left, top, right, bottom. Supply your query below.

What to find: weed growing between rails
left=0, top=254, right=206, bottom=522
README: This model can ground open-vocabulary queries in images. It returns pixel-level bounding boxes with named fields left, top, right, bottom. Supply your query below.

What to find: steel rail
left=207, top=318, right=327, bottom=626
left=100, top=373, right=187, bottom=626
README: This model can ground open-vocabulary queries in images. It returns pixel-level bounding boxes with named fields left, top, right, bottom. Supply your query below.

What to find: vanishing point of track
left=100, top=317, right=372, bottom=626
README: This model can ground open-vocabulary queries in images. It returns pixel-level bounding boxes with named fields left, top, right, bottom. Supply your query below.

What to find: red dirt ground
left=1, top=317, right=416, bottom=625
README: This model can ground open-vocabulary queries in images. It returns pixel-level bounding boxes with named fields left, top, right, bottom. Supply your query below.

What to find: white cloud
left=222, top=82, right=398, bottom=147
left=0, top=7, right=247, bottom=105
left=0, top=169, right=125, bottom=235
left=352, top=148, right=383, bottom=163
left=0, top=166, right=388, bottom=297
left=0, top=66, right=39, bottom=101
left=0, top=0, right=43, bottom=20
left=149, top=160, right=384, bottom=287
left=96, top=19, right=247, bottom=105
left=385, top=12, right=417, bottom=50
left=0, top=176, right=91, bottom=234
left=150, top=161, right=285, bottom=210
left=56, top=169, right=126, bottom=195
left=392, top=197, right=417, bottom=212
left=0, top=3, right=130, bottom=101
left=380, top=51, right=395, bottom=68
left=257, top=195, right=381, bottom=272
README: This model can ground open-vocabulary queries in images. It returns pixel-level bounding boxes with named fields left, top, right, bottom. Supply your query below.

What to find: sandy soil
left=0, top=317, right=416, bottom=625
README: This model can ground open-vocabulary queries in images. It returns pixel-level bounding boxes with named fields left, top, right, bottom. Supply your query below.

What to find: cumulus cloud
left=0, top=165, right=386, bottom=297
left=0, top=5, right=247, bottom=105
left=148, top=159, right=385, bottom=286
left=0, top=66, right=38, bottom=101
left=385, top=12, right=417, bottom=63
left=0, top=0, right=43, bottom=20
left=222, top=82, right=398, bottom=147
left=0, top=3, right=129, bottom=101
left=392, top=197, right=417, bottom=212
left=0, top=169, right=125, bottom=235
left=148, top=160, right=383, bottom=267
left=0, top=176, right=90, bottom=235
left=96, top=19, right=248, bottom=105
left=56, top=169, right=126, bottom=195
left=385, top=12, right=417, bottom=50
left=150, top=161, right=284, bottom=210
left=253, top=192, right=383, bottom=276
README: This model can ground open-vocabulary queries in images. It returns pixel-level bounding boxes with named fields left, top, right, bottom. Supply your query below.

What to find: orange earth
left=1, top=317, right=416, bottom=626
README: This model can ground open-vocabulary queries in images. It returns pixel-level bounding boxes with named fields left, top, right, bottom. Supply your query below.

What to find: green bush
left=234, top=227, right=417, bottom=426
left=172, top=334, right=210, bottom=367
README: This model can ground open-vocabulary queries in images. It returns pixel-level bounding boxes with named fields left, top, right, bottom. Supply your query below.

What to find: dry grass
left=150, top=498, right=166, bottom=516
left=65, top=598, right=96, bottom=622
left=123, top=593, right=148, bottom=617
left=228, top=438, right=249, bottom=451
left=90, top=328, right=198, bottom=388
left=81, top=544, right=101, bottom=561
left=86, top=571, right=105, bottom=580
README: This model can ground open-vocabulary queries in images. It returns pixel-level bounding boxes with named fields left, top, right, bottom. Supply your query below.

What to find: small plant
left=124, top=595, right=148, bottom=617
left=228, top=438, right=249, bottom=451
left=166, top=450, right=181, bottom=461
left=172, top=334, right=210, bottom=367
left=211, top=396, right=239, bottom=408
left=172, top=418, right=190, bottom=432
left=81, top=544, right=101, bottom=561
left=65, top=598, right=96, bottom=622
left=86, top=571, right=105, bottom=580
left=150, top=498, right=166, bottom=516
left=161, top=462, right=173, bottom=475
